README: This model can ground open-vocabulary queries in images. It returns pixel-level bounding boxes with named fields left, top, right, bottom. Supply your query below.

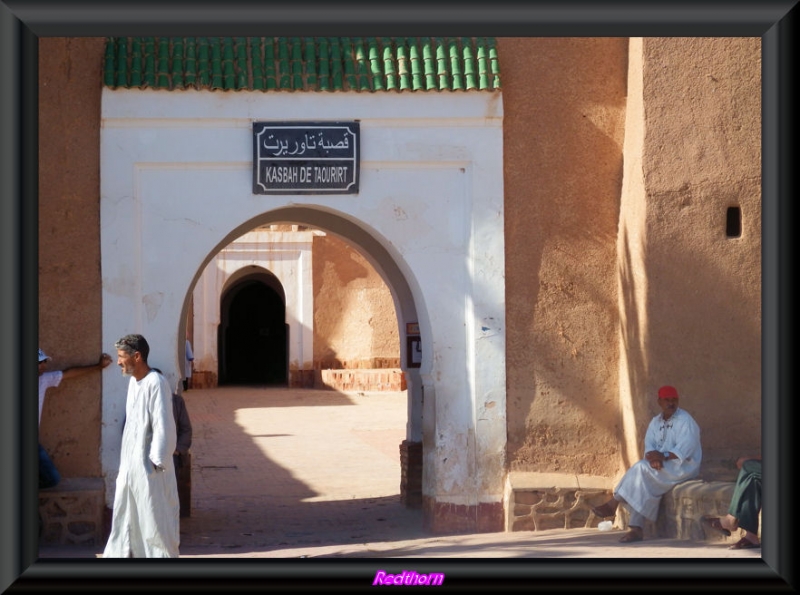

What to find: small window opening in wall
left=726, top=206, right=742, bottom=238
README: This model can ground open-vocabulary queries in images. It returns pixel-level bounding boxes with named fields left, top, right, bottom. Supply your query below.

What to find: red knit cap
left=658, top=385, right=679, bottom=399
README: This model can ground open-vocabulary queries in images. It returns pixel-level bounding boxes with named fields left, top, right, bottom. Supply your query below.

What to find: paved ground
left=39, top=386, right=761, bottom=560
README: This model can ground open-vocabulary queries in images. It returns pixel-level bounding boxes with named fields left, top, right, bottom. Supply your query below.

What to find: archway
left=219, top=271, right=288, bottom=386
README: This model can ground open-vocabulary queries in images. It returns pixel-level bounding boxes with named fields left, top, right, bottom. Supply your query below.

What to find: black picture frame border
left=1, top=0, right=795, bottom=591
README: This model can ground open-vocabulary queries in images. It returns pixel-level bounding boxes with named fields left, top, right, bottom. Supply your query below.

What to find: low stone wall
left=39, top=477, right=105, bottom=546
left=504, top=473, right=613, bottom=531
left=317, top=369, right=407, bottom=392
left=505, top=473, right=751, bottom=544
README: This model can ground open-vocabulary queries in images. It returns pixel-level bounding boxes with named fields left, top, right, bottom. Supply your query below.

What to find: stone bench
left=39, top=477, right=105, bottom=546
left=505, top=472, right=756, bottom=544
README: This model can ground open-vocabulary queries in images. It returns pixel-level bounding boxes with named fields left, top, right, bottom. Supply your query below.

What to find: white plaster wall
left=192, top=229, right=316, bottom=376
left=100, top=89, right=505, bottom=508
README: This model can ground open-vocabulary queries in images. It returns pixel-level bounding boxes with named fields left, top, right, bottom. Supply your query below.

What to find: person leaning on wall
left=38, top=347, right=112, bottom=489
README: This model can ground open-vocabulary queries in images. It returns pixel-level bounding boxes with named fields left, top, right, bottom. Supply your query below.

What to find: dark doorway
left=219, top=273, right=288, bottom=385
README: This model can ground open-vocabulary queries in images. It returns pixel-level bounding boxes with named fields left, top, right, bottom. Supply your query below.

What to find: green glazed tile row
left=104, top=37, right=501, bottom=92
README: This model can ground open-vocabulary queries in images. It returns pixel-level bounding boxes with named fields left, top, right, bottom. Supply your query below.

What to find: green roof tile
left=291, top=37, right=304, bottom=90
left=489, top=38, right=501, bottom=88
left=304, top=37, right=317, bottom=89
left=211, top=38, right=223, bottom=90
left=235, top=38, right=248, bottom=90
left=318, top=38, right=330, bottom=91
left=156, top=38, right=170, bottom=88
left=130, top=37, right=143, bottom=87
left=144, top=38, right=156, bottom=88
left=172, top=37, right=184, bottom=89
left=462, top=37, right=476, bottom=91
left=115, top=37, right=128, bottom=88
left=383, top=41, right=397, bottom=91
left=184, top=38, right=196, bottom=87
left=408, top=37, right=423, bottom=91
left=264, top=39, right=277, bottom=90
left=278, top=38, right=291, bottom=89
left=103, top=37, right=501, bottom=93
left=330, top=38, right=344, bottom=91
left=251, top=38, right=264, bottom=90
left=422, top=38, right=436, bottom=90
left=222, top=38, right=235, bottom=90
left=342, top=38, right=357, bottom=90
left=397, top=39, right=410, bottom=91
left=197, top=38, right=210, bottom=88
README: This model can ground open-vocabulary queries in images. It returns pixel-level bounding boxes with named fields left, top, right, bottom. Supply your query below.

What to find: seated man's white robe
left=103, top=370, right=180, bottom=557
left=614, top=407, right=702, bottom=521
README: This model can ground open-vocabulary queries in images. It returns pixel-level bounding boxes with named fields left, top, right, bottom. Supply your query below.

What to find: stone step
left=39, top=477, right=105, bottom=546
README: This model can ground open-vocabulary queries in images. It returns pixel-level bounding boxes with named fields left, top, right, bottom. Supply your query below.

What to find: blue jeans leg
left=38, top=443, right=60, bottom=489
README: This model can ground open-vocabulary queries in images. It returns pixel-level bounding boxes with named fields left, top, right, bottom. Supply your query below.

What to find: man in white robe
left=591, top=385, right=702, bottom=543
left=103, top=334, right=180, bottom=558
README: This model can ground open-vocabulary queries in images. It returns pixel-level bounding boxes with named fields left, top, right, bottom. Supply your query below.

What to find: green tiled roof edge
left=103, top=37, right=501, bottom=92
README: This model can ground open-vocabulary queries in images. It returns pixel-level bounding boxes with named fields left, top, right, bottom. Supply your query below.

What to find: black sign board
left=253, top=121, right=360, bottom=194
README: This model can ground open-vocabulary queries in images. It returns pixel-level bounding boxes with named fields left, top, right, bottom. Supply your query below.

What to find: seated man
left=701, top=455, right=761, bottom=549
left=591, top=385, right=702, bottom=543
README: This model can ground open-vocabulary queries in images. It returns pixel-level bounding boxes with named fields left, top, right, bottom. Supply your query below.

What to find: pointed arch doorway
left=219, top=269, right=288, bottom=386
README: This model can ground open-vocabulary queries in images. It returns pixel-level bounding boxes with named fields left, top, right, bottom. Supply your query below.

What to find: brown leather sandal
left=701, top=516, right=731, bottom=537
left=618, top=528, right=643, bottom=543
left=591, top=501, right=618, bottom=519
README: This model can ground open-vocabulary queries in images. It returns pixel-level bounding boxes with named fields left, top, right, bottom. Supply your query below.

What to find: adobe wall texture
left=631, top=38, right=761, bottom=474
left=312, top=234, right=400, bottom=369
left=38, top=38, right=107, bottom=478
left=38, top=37, right=761, bottom=488
left=500, top=38, right=628, bottom=480
left=500, top=37, right=761, bottom=482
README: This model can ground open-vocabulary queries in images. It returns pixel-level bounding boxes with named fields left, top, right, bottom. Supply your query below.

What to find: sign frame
left=253, top=121, right=360, bottom=195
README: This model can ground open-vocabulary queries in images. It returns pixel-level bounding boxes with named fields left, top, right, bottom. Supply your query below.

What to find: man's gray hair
left=115, top=334, right=150, bottom=362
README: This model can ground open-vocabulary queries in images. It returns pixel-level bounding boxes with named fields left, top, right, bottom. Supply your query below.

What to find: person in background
left=103, top=334, right=179, bottom=558
left=591, top=385, right=702, bottom=543
left=701, top=455, right=761, bottom=549
left=183, top=336, right=194, bottom=392
left=172, top=388, right=193, bottom=518
left=151, top=366, right=194, bottom=518
left=38, top=348, right=112, bottom=489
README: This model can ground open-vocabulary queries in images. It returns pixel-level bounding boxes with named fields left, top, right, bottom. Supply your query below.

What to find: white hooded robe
left=103, top=370, right=180, bottom=557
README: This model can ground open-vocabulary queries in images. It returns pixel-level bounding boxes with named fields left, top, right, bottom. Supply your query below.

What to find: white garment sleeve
left=643, top=415, right=659, bottom=453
